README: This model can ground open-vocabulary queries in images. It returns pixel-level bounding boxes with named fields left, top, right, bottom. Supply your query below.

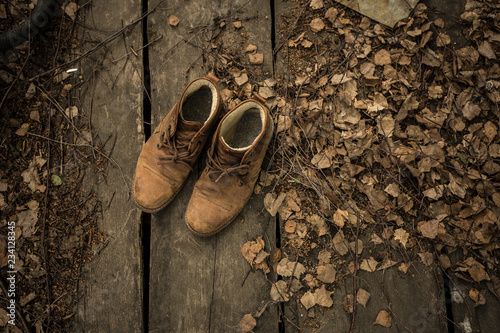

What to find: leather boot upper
left=186, top=97, right=273, bottom=236
left=133, top=74, right=221, bottom=213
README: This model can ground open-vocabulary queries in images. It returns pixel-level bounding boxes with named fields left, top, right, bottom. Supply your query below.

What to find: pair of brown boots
left=132, top=73, right=273, bottom=237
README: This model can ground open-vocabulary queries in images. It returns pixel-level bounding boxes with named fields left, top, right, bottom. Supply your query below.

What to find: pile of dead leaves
left=224, top=0, right=500, bottom=331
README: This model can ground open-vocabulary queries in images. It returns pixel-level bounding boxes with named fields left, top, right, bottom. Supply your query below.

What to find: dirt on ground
left=0, top=1, right=105, bottom=332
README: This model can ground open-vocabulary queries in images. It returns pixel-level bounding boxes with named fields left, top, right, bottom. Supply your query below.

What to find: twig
left=112, top=35, right=163, bottom=63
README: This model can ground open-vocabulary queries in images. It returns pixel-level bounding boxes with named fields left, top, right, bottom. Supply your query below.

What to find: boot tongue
left=216, top=137, right=245, bottom=165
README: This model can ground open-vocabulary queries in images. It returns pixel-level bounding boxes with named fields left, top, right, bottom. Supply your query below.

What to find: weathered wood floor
left=73, top=0, right=500, bottom=332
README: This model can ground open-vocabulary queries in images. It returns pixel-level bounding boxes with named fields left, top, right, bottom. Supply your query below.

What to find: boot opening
left=181, top=85, right=213, bottom=124
left=225, top=108, right=263, bottom=149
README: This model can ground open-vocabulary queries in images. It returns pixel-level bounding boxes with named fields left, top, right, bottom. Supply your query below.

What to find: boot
left=185, top=95, right=273, bottom=236
left=133, top=74, right=221, bottom=213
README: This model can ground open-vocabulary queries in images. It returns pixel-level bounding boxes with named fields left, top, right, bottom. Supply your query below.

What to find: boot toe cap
left=133, top=164, right=179, bottom=213
left=185, top=192, right=235, bottom=236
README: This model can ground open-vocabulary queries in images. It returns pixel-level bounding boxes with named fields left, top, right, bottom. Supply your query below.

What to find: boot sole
left=132, top=178, right=187, bottom=214
left=184, top=203, right=247, bottom=237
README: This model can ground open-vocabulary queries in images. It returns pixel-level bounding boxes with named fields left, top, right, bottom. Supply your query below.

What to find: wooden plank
left=147, top=1, right=216, bottom=331
left=285, top=262, right=447, bottom=332
left=74, top=0, right=144, bottom=332
left=210, top=1, right=277, bottom=332
left=147, top=0, right=277, bottom=331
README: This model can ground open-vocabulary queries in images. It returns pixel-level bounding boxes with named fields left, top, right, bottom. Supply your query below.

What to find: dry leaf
left=239, top=314, right=256, bottom=333
left=314, top=285, right=333, bottom=307
left=357, top=288, right=371, bottom=307
left=284, top=220, right=297, bottom=233
left=235, top=73, right=249, bottom=86
left=168, top=14, right=180, bottom=26
left=374, top=49, right=391, bottom=66
left=478, top=41, right=497, bottom=60
left=271, top=280, right=289, bottom=302
left=17, top=209, right=38, bottom=238
left=399, top=262, right=410, bottom=273
left=310, top=18, right=325, bottom=33
left=30, top=111, right=40, bottom=122
left=374, top=310, right=392, bottom=327
left=377, top=258, right=398, bottom=271
left=276, top=115, right=292, bottom=133
left=301, top=291, right=315, bottom=310
left=384, top=183, right=400, bottom=197
left=377, top=114, right=395, bottom=137
left=276, top=258, right=305, bottom=278
left=418, top=220, right=439, bottom=239
left=325, top=7, right=338, bottom=23
left=483, top=121, right=497, bottom=142
left=264, top=192, right=286, bottom=216
left=317, top=264, right=336, bottom=283
left=333, top=209, right=348, bottom=228
left=310, top=0, right=324, bottom=10
left=393, top=228, right=409, bottom=247
left=333, top=231, right=349, bottom=255
left=245, top=44, right=257, bottom=53
left=436, top=33, right=451, bottom=47
left=462, top=101, right=481, bottom=120
left=249, top=53, right=264, bottom=65
left=64, top=2, right=78, bottom=20
left=16, top=123, right=30, bottom=136
left=360, top=257, right=378, bottom=272
left=418, top=252, right=434, bottom=266
left=343, top=294, right=354, bottom=313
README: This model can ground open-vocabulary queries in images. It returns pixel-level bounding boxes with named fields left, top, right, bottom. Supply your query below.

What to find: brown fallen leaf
left=249, top=53, right=264, bottom=65
left=343, top=294, right=354, bottom=313
left=360, top=257, right=379, bottom=272
left=245, top=44, right=257, bottom=53
left=398, top=262, right=411, bottom=273
left=325, top=7, right=338, bottom=23
left=418, top=252, right=434, bottom=266
left=357, top=288, right=371, bottom=307
left=417, top=220, right=439, bottom=239
left=264, top=192, right=286, bottom=216
left=301, top=291, right=315, bottom=310
left=310, top=0, right=324, bottom=10
left=276, top=258, right=306, bottom=278
left=333, top=209, right=348, bottom=228
left=317, top=264, right=336, bottom=283
left=314, top=285, right=333, bottom=307
left=384, top=183, right=400, bottom=197
left=333, top=231, right=349, bottom=255
left=393, top=228, right=409, bottom=247
left=310, top=18, right=325, bottom=33
left=15, top=123, right=30, bottom=136
left=270, top=280, right=289, bottom=302
left=238, top=314, right=256, bottom=333
left=168, top=14, right=180, bottom=27
left=374, top=310, right=392, bottom=327
left=374, top=49, right=391, bottom=66
left=478, top=41, right=497, bottom=60
left=284, top=220, right=296, bottom=233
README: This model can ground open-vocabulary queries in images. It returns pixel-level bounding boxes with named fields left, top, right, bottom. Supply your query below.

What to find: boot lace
left=206, top=150, right=249, bottom=184
left=157, top=124, right=200, bottom=171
